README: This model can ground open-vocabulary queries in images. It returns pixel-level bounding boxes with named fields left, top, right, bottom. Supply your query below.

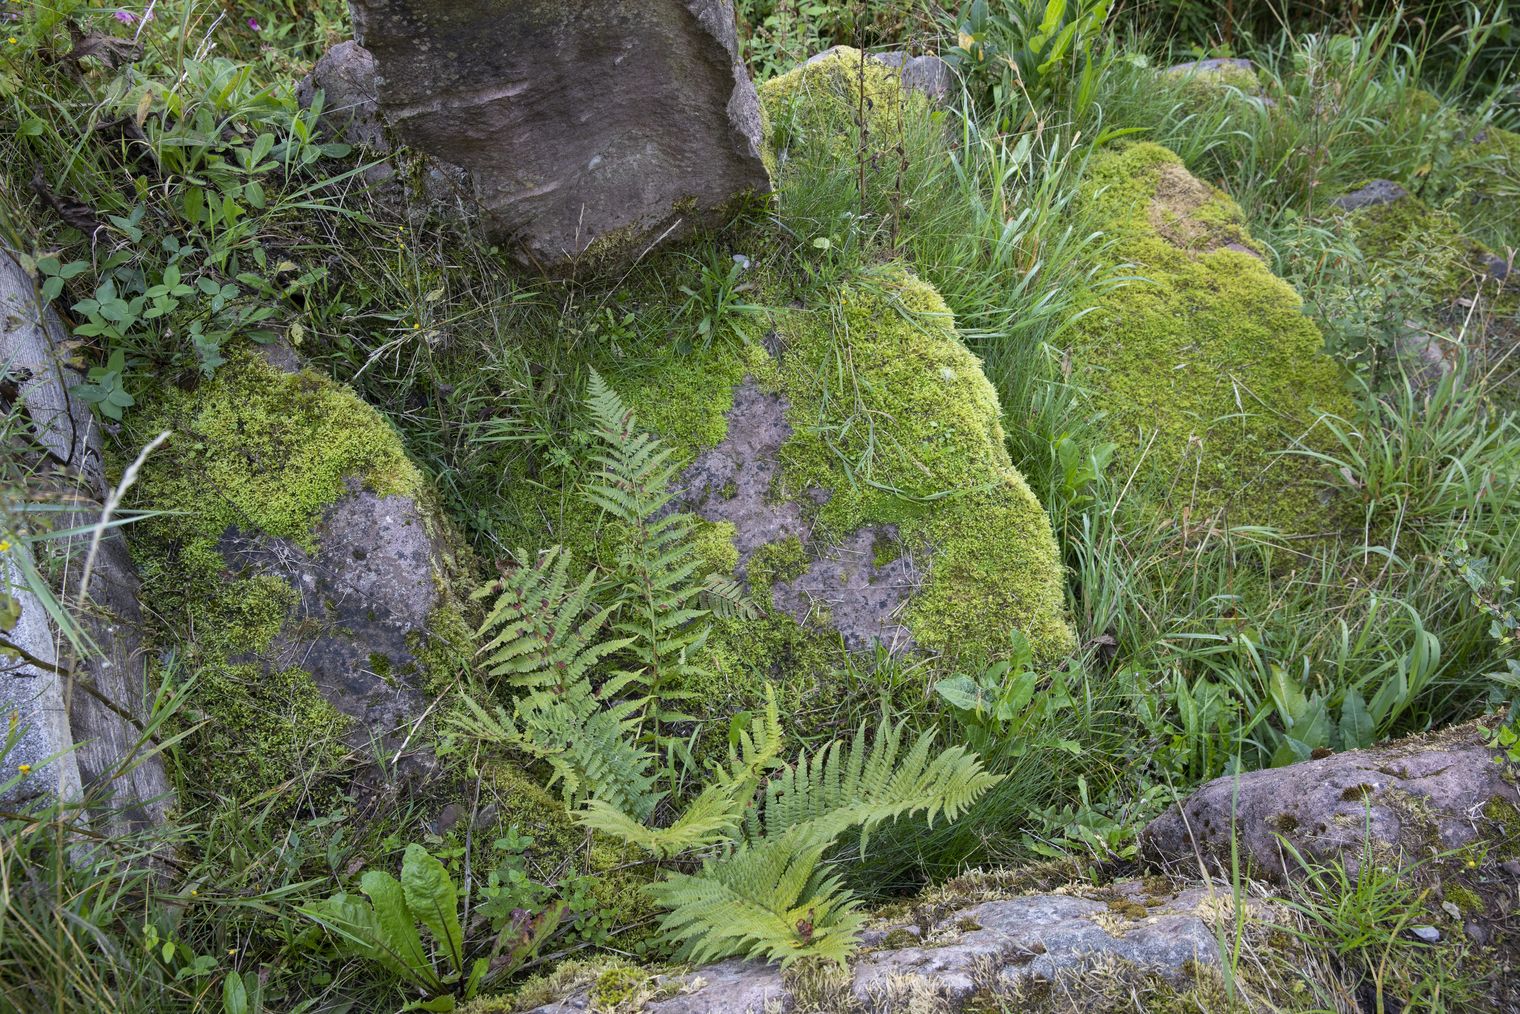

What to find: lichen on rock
left=1069, top=141, right=1355, bottom=534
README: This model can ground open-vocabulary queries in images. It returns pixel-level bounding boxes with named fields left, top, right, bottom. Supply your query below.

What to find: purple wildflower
left=247, top=16, right=260, bottom=30
left=113, top=10, right=136, bottom=23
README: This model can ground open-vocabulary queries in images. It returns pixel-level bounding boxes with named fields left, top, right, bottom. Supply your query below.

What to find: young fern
left=580, top=700, right=1001, bottom=967
left=647, top=828, right=866, bottom=968
left=453, top=684, right=662, bottom=821
left=583, top=369, right=715, bottom=730
left=471, top=546, right=630, bottom=690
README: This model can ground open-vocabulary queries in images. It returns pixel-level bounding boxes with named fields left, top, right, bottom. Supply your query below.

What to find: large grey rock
left=296, top=41, right=472, bottom=212
left=347, top=0, right=771, bottom=273
left=0, top=249, right=172, bottom=827
left=519, top=883, right=1227, bottom=1013
left=1141, top=721, right=1519, bottom=882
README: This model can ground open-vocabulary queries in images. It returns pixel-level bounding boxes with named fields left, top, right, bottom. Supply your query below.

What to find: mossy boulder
left=1335, top=185, right=1519, bottom=391
left=1069, top=141, right=1354, bottom=533
left=555, top=266, right=1072, bottom=732
left=758, top=45, right=940, bottom=205
left=122, top=350, right=471, bottom=801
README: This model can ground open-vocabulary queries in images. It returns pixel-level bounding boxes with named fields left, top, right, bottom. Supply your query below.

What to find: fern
left=744, top=718, right=1002, bottom=852
left=580, top=697, right=1000, bottom=967
left=577, top=687, right=787, bottom=857
left=453, top=687, right=662, bottom=821
left=647, top=828, right=866, bottom=969
left=471, top=546, right=629, bottom=690
left=584, top=369, right=723, bottom=733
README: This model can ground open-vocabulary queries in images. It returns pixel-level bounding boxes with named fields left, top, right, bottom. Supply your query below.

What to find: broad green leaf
left=299, top=895, right=408, bottom=980
left=360, top=870, right=432, bottom=986
left=933, top=675, right=984, bottom=713
left=1338, top=689, right=1373, bottom=750
left=400, top=845, right=464, bottom=974
left=221, top=972, right=248, bottom=1014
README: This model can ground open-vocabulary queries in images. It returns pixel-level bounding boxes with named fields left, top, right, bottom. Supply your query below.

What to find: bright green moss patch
left=747, top=535, right=809, bottom=598
left=575, top=266, right=1073, bottom=675
left=183, top=662, right=349, bottom=800
left=121, top=351, right=433, bottom=800
left=127, top=350, right=421, bottom=556
left=759, top=46, right=926, bottom=169
left=1070, top=141, right=1354, bottom=533
left=761, top=267, right=1073, bottom=661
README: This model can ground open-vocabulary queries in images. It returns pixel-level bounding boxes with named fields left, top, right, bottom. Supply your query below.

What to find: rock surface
left=807, top=46, right=956, bottom=104
left=1331, top=178, right=1409, bottom=211
left=519, top=883, right=1228, bottom=1012
left=1166, top=56, right=1258, bottom=77
left=1141, top=721, right=1519, bottom=881
left=296, top=40, right=386, bottom=152
left=216, top=479, right=442, bottom=780
left=0, top=248, right=172, bottom=827
left=347, top=0, right=770, bottom=273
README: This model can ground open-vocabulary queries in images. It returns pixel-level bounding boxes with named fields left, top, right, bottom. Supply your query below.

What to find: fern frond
left=745, top=720, right=1002, bottom=853
left=701, top=573, right=762, bottom=620
left=577, top=782, right=744, bottom=858
left=473, top=546, right=630, bottom=690
left=575, top=686, right=784, bottom=858
left=584, top=369, right=730, bottom=740
left=647, top=829, right=866, bottom=968
left=451, top=686, right=663, bottom=821
left=717, top=684, right=785, bottom=796
left=510, top=683, right=664, bottom=820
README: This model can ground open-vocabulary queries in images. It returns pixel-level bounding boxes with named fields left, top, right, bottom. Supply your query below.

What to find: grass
left=0, top=0, right=1517, bottom=1009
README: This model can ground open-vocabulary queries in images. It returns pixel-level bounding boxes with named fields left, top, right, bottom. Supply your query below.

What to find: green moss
left=747, top=535, right=810, bottom=597
left=126, top=350, right=421, bottom=559
left=1443, top=882, right=1483, bottom=916
left=1482, top=796, right=1520, bottom=860
left=756, top=267, right=1073, bottom=661
left=410, top=603, right=477, bottom=695
left=1343, top=191, right=1495, bottom=302
left=588, top=966, right=654, bottom=1010
left=183, top=662, right=349, bottom=800
left=1069, top=142, right=1355, bottom=534
left=121, top=350, right=432, bottom=800
left=691, top=519, right=740, bottom=577
left=759, top=46, right=924, bottom=161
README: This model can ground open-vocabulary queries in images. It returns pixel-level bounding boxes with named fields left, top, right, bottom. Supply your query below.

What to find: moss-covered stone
left=759, top=46, right=929, bottom=169
left=1069, top=141, right=1355, bottom=533
left=1341, top=190, right=1496, bottom=302
left=121, top=350, right=458, bottom=802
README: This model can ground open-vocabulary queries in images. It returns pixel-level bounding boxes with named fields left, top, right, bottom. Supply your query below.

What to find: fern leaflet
left=471, top=546, right=630, bottom=690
